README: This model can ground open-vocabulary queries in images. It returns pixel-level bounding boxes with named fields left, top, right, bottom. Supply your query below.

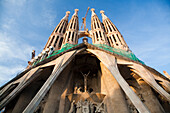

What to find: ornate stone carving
left=68, top=100, right=107, bottom=113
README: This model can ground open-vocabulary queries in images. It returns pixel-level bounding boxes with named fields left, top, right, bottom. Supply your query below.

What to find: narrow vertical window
left=48, top=35, right=55, bottom=48
left=96, top=18, right=100, bottom=28
left=106, top=37, right=111, bottom=46
left=59, top=38, right=63, bottom=49
left=59, top=21, right=64, bottom=33
left=93, top=33, right=96, bottom=43
left=93, top=20, right=96, bottom=29
left=70, top=18, right=74, bottom=29
left=95, top=31, right=99, bottom=41
left=54, top=36, right=59, bottom=47
left=106, top=20, right=112, bottom=32
left=63, top=22, right=67, bottom=33
left=112, top=35, right=116, bottom=42
left=99, top=31, right=102, bottom=38
left=72, top=32, right=74, bottom=41
left=109, top=36, right=113, bottom=44
left=116, top=34, right=122, bottom=45
left=55, top=22, right=62, bottom=32
left=68, top=32, right=71, bottom=41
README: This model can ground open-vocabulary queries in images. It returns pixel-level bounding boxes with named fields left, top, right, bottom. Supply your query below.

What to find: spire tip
left=66, top=11, right=70, bottom=17
left=91, top=8, right=95, bottom=12
left=100, top=10, right=105, bottom=14
left=75, top=9, right=79, bottom=13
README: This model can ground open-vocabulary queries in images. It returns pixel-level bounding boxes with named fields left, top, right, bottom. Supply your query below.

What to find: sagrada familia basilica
left=0, top=8, right=170, bottom=113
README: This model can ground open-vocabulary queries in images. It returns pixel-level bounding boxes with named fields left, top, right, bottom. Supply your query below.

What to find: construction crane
left=81, top=7, right=90, bottom=31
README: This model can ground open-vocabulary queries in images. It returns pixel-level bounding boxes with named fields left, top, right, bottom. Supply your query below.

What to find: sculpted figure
left=76, top=100, right=82, bottom=113
left=82, top=100, right=90, bottom=113
left=80, top=71, right=90, bottom=92
left=95, top=102, right=107, bottom=113
left=68, top=100, right=76, bottom=113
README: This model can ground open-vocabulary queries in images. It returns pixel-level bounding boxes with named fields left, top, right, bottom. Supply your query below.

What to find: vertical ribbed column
left=91, top=8, right=109, bottom=45
left=62, top=9, right=79, bottom=45
left=100, top=10, right=129, bottom=51
left=44, top=11, right=70, bottom=51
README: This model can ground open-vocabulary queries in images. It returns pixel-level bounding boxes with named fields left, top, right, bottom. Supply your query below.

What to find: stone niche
left=67, top=53, right=107, bottom=113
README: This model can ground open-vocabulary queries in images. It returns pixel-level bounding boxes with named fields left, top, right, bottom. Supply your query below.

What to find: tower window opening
left=76, top=19, right=79, bottom=30
left=99, top=31, right=102, bottom=38
left=112, top=35, right=117, bottom=42
left=75, top=33, right=78, bottom=43
left=109, top=36, right=113, bottom=44
left=59, top=21, right=64, bottom=33
left=95, top=31, right=99, bottom=41
left=48, top=35, right=55, bottom=48
left=106, top=20, right=112, bottom=32
left=68, top=32, right=71, bottom=41
left=102, top=23, right=106, bottom=32
left=63, top=22, right=67, bottom=33
left=70, top=19, right=74, bottom=29
left=116, top=34, right=122, bottom=45
left=54, top=36, right=59, bottom=47
left=93, top=21, right=96, bottom=29
left=59, top=38, right=63, bottom=49
left=63, top=33, right=67, bottom=43
left=73, top=19, right=76, bottom=30
left=96, top=18, right=101, bottom=28
left=110, top=21, right=116, bottom=31
left=106, top=37, right=111, bottom=46
left=72, top=32, right=74, bottom=41
left=93, top=33, right=96, bottom=43
left=96, top=19, right=100, bottom=28
left=55, top=22, right=62, bottom=32
left=104, top=23, right=108, bottom=33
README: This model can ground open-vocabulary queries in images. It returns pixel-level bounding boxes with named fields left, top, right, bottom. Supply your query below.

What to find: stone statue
left=80, top=71, right=90, bottom=92
left=82, top=100, right=90, bottom=113
left=95, top=101, right=107, bottom=113
left=68, top=100, right=76, bottom=113
left=76, top=100, right=82, bottom=113
left=69, top=100, right=107, bottom=113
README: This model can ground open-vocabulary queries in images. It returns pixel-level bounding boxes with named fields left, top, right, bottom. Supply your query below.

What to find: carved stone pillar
left=100, top=63, right=129, bottom=113
left=135, top=76, right=165, bottom=113
left=43, top=64, right=71, bottom=113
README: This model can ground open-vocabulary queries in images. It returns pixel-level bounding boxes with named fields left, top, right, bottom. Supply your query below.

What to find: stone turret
left=91, top=8, right=109, bottom=45
left=62, top=9, right=79, bottom=45
left=44, top=11, right=70, bottom=50
left=100, top=10, right=129, bottom=51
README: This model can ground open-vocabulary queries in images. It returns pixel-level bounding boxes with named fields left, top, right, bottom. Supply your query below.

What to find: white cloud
left=0, top=32, right=35, bottom=86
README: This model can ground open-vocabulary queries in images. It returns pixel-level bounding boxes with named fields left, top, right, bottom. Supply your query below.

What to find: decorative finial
left=91, top=8, right=95, bottom=12
left=100, top=10, right=105, bottom=14
left=91, top=8, right=96, bottom=16
left=66, top=11, right=70, bottom=17
left=75, top=9, right=79, bottom=14
left=100, top=10, right=108, bottom=20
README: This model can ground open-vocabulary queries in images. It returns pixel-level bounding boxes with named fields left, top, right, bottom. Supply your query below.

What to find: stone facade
left=0, top=8, right=170, bottom=113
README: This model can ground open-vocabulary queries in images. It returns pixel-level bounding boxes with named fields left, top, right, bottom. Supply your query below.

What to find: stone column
left=43, top=64, right=71, bottom=113
left=134, top=75, right=165, bottom=113
left=12, top=81, right=43, bottom=113
left=100, top=63, right=129, bottom=113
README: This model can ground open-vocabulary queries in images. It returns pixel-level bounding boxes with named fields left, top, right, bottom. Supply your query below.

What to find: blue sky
left=0, top=0, right=170, bottom=86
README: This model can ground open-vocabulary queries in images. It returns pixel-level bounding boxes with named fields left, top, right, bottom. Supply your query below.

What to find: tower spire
left=44, top=11, right=70, bottom=50
left=90, top=8, right=109, bottom=45
left=100, top=10, right=129, bottom=51
left=62, top=9, right=79, bottom=45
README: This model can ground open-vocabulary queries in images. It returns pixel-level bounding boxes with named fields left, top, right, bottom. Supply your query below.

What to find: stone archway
left=78, top=31, right=93, bottom=44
